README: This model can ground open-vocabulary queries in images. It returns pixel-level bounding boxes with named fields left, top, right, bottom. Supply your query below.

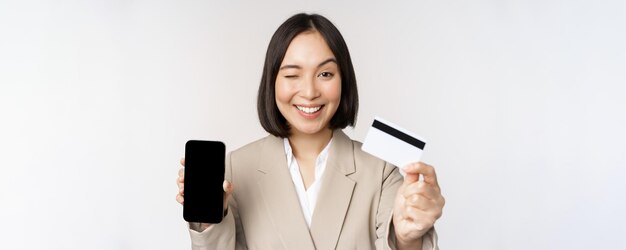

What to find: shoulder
left=227, top=134, right=282, bottom=167
left=230, top=134, right=274, bottom=156
left=335, top=130, right=385, bottom=164
left=333, top=130, right=398, bottom=177
left=334, top=131, right=402, bottom=198
left=352, top=139, right=398, bottom=176
left=231, top=135, right=272, bottom=156
left=349, top=139, right=378, bottom=163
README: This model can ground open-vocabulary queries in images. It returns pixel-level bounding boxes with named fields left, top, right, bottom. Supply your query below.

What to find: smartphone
left=183, top=140, right=226, bottom=223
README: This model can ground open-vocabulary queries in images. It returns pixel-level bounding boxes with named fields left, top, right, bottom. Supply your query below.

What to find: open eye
left=318, top=72, right=334, bottom=78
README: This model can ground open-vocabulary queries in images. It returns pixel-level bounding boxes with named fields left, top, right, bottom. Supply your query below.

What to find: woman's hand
left=176, top=158, right=233, bottom=229
left=392, top=162, right=445, bottom=249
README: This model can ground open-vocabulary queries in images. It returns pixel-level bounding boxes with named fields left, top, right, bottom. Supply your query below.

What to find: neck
left=288, top=128, right=333, bottom=159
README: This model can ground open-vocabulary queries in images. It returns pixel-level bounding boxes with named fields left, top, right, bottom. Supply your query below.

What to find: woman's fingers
left=401, top=206, right=436, bottom=230
left=177, top=166, right=185, bottom=189
left=177, top=166, right=185, bottom=192
left=176, top=193, right=184, bottom=205
left=403, top=181, right=438, bottom=200
left=176, top=158, right=186, bottom=205
left=400, top=181, right=445, bottom=219
left=403, top=162, right=439, bottom=188
left=404, top=197, right=443, bottom=218
left=404, top=208, right=437, bottom=227
left=404, top=193, right=433, bottom=210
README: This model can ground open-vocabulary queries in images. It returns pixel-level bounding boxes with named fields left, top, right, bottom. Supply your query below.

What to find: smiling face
left=275, top=31, right=342, bottom=137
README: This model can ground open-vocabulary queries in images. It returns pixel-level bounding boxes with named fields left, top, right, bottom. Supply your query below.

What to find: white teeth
left=296, top=106, right=322, bottom=114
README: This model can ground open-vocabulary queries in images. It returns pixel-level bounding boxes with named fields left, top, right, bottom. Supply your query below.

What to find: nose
left=299, top=75, right=320, bottom=100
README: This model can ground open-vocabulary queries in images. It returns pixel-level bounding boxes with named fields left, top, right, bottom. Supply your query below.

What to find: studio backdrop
left=1, top=0, right=625, bottom=249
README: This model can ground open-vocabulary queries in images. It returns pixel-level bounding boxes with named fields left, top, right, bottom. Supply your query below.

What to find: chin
left=292, top=123, right=328, bottom=135
left=296, top=128, right=322, bottom=135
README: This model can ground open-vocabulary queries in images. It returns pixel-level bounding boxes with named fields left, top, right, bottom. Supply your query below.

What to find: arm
left=374, top=162, right=402, bottom=249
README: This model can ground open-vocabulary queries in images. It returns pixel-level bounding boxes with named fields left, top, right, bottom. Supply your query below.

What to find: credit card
left=362, top=116, right=427, bottom=173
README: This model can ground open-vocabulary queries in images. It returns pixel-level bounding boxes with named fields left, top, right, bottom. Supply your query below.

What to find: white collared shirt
left=283, top=138, right=332, bottom=228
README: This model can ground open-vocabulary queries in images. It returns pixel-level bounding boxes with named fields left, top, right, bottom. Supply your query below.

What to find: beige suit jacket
left=189, top=130, right=438, bottom=249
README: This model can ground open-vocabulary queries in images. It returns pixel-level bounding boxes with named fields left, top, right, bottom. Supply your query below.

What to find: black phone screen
left=183, top=140, right=225, bottom=223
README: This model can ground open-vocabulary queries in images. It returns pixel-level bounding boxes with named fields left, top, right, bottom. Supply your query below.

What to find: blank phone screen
left=183, top=140, right=225, bottom=223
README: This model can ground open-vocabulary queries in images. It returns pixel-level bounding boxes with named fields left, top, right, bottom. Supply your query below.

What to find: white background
left=1, top=0, right=625, bottom=249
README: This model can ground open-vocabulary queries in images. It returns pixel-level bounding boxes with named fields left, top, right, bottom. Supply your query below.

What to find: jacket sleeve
left=386, top=217, right=439, bottom=250
left=187, top=153, right=248, bottom=250
left=375, top=163, right=440, bottom=250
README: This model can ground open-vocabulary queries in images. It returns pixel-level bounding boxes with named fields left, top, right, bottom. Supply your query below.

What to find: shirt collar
left=283, top=137, right=333, bottom=169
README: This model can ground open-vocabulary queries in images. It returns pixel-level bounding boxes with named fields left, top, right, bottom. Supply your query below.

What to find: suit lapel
left=256, top=135, right=316, bottom=250
left=309, top=130, right=356, bottom=249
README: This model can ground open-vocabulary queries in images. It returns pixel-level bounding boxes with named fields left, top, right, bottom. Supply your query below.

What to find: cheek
left=325, top=80, right=342, bottom=104
left=274, top=80, right=292, bottom=104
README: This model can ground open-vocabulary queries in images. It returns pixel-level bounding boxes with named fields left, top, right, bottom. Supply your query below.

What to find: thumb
left=223, top=180, right=233, bottom=211
left=223, top=180, right=233, bottom=195
left=402, top=164, right=420, bottom=185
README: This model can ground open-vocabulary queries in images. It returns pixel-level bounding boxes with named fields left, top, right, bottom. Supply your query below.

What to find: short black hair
left=257, top=13, right=359, bottom=138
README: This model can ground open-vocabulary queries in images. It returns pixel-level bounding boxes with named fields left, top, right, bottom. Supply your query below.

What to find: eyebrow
left=279, top=58, right=337, bottom=71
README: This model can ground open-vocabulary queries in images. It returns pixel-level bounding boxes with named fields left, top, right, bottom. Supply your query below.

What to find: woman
left=176, top=13, right=444, bottom=250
